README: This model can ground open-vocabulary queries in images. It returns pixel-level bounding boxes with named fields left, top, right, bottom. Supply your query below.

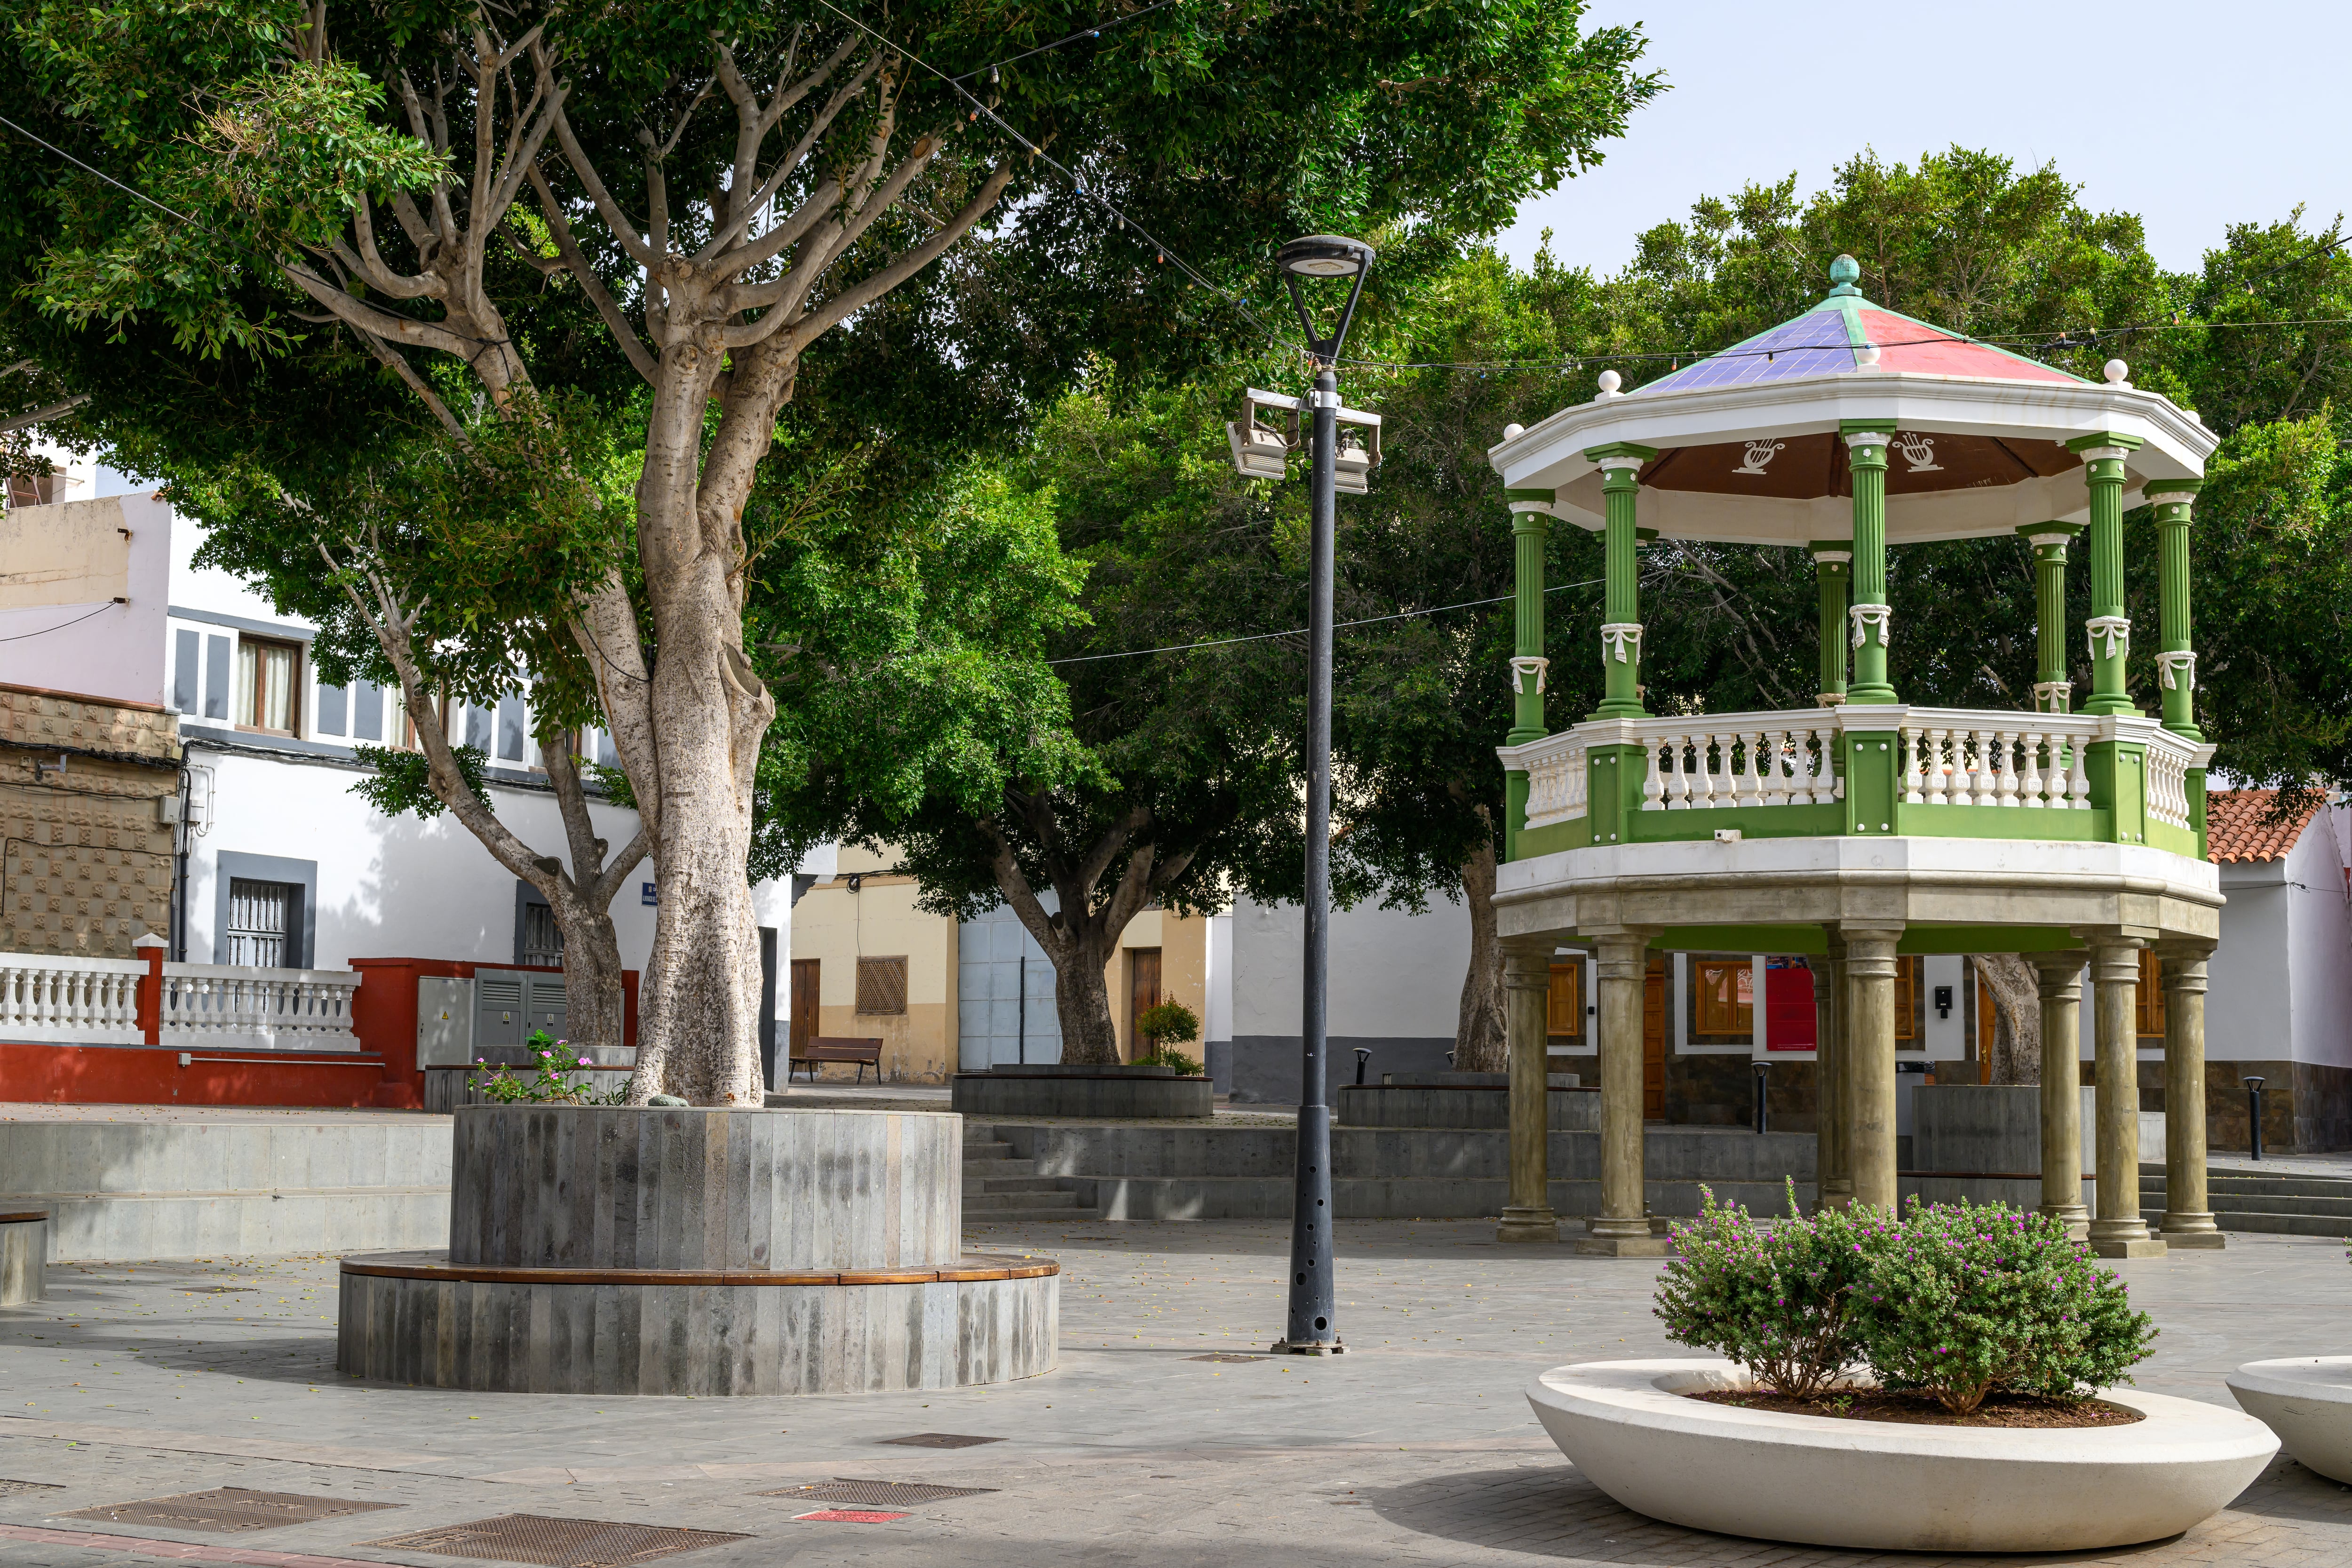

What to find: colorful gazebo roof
left=1487, top=255, right=2216, bottom=548
left=1637, top=256, right=2084, bottom=396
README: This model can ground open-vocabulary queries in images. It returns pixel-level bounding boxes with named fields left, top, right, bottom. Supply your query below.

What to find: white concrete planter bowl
left=1528, top=1359, right=2275, bottom=1553
left=2227, top=1358, right=2352, bottom=1484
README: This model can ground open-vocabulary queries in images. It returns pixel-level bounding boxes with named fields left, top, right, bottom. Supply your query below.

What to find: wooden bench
left=789, top=1036, right=884, bottom=1084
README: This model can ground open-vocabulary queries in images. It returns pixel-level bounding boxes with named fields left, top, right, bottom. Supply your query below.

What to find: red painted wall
left=0, top=1041, right=389, bottom=1107
left=1, top=958, right=638, bottom=1109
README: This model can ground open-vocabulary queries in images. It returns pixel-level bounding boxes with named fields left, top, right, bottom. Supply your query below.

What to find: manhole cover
left=66, top=1488, right=399, bottom=1533
left=368, top=1514, right=746, bottom=1567
left=876, top=1433, right=1002, bottom=1449
left=0, top=1480, right=61, bottom=1496
left=761, top=1480, right=996, bottom=1507
left=1188, top=1353, right=1267, bottom=1363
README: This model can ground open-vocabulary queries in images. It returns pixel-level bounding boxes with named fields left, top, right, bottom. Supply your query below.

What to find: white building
left=2, top=455, right=808, bottom=1079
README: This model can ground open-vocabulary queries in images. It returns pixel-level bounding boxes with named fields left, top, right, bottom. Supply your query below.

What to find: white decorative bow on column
left=1848, top=603, right=1893, bottom=650
left=2087, top=615, right=2131, bottom=661
left=1598, top=623, right=1643, bottom=664
left=2156, top=650, right=2198, bottom=691
left=1508, top=655, right=1550, bottom=694
left=2032, top=679, right=2074, bottom=712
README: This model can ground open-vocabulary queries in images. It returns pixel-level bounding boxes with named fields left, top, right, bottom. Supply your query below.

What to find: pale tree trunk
left=977, top=797, right=1198, bottom=1067
left=1454, top=825, right=1507, bottom=1073
left=280, top=23, right=1011, bottom=1103
left=1974, top=953, right=2043, bottom=1085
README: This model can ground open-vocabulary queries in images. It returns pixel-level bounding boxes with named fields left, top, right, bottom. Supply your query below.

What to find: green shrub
left=1135, top=1000, right=1200, bottom=1051
left=1653, top=1183, right=1874, bottom=1398
left=1137, top=1046, right=1203, bottom=1075
left=1850, top=1199, right=2154, bottom=1415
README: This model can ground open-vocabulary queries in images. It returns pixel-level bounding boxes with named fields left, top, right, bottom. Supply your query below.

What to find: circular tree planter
left=2227, top=1358, right=2352, bottom=1484
left=337, top=1106, right=1057, bottom=1395
left=1527, top=1359, right=2274, bottom=1552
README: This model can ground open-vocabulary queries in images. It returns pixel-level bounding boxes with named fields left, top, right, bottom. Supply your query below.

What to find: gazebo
left=1485, top=255, right=2220, bottom=1260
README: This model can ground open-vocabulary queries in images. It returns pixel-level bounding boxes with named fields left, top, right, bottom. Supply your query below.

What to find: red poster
left=1764, top=960, right=1816, bottom=1051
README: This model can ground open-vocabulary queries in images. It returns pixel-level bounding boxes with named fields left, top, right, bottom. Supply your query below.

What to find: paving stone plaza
left=0, top=1214, right=2344, bottom=1568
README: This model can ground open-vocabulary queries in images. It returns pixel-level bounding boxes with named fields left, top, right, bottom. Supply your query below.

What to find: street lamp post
left=1268, top=233, right=1373, bottom=1355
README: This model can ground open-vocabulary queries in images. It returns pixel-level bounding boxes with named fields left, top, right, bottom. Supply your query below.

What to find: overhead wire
left=1048, top=577, right=1605, bottom=665
left=950, top=0, right=1190, bottom=80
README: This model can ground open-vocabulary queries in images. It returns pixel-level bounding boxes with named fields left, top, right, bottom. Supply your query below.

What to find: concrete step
left=969, top=1175, right=1065, bottom=1194
left=963, top=1156, right=1038, bottom=1178
left=965, top=1141, right=1015, bottom=1161
left=964, top=1189, right=1082, bottom=1211
left=2211, top=1210, right=2352, bottom=1238
left=966, top=1207, right=1103, bottom=1223
left=2145, top=1186, right=2352, bottom=1219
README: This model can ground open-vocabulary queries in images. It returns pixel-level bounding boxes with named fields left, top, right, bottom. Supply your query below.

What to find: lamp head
left=1278, top=234, right=1375, bottom=279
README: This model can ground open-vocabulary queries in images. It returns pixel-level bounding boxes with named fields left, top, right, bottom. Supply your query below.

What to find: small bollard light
left=2245, top=1075, right=2267, bottom=1162
left=1752, top=1061, right=1771, bottom=1134
left=1353, top=1047, right=1372, bottom=1086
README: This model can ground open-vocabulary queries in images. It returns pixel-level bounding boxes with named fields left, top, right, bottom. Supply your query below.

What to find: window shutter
left=1546, top=962, right=1581, bottom=1036
left=855, top=956, right=908, bottom=1015
left=2137, top=951, right=2166, bottom=1036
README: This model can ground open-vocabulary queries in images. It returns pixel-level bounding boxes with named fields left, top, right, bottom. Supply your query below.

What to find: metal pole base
left=1269, top=1339, right=1347, bottom=1356
left=1495, top=1206, right=1560, bottom=1243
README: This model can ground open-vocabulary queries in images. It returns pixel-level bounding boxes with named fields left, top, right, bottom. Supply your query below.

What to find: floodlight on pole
left=1264, top=233, right=1373, bottom=1359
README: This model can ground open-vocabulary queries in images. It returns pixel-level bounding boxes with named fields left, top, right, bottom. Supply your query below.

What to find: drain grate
left=792, top=1509, right=908, bottom=1523
left=65, top=1488, right=400, bottom=1533
left=0, top=1480, right=62, bottom=1496
left=761, top=1479, right=996, bottom=1507
left=1188, top=1353, right=1267, bottom=1363
left=367, top=1514, right=747, bottom=1567
left=876, top=1433, right=1003, bottom=1449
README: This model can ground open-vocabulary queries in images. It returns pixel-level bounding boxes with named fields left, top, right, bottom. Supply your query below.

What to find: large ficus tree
left=8, top=0, right=1656, bottom=1100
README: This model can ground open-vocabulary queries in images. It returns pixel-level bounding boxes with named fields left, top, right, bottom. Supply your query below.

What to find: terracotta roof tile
left=2205, top=788, right=2324, bottom=863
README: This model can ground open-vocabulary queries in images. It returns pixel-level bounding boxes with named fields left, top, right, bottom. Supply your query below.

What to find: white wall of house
left=5, top=450, right=805, bottom=1034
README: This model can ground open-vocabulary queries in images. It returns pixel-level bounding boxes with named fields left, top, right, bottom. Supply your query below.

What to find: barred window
left=226, top=878, right=293, bottom=967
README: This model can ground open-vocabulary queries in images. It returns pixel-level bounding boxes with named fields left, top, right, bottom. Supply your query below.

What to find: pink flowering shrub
left=1851, top=1198, right=2153, bottom=1415
left=1653, top=1182, right=1873, bottom=1397
left=1654, top=1190, right=2154, bottom=1415
left=469, top=1029, right=618, bottom=1105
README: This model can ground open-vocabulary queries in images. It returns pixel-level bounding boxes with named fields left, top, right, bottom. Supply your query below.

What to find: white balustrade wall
left=159, top=964, right=362, bottom=1051
left=0, top=955, right=146, bottom=1044
left=1898, top=718, right=2097, bottom=810
left=1500, top=705, right=2211, bottom=833
left=0, top=955, right=362, bottom=1051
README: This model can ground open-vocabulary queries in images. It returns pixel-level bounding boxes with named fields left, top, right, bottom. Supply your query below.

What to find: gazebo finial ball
left=1829, top=254, right=1860, bottom=287
left=2104, top=358, right=2130, bottom=384
left=1596, top=368, right=1622, bottom=395
left=1502, top=422, right=1525, bottom=440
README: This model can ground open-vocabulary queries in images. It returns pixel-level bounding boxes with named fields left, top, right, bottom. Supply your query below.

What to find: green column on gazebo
left=1841, top=422, right=1898, bottom=705
left=2018, top=522, right=2082, bottom=713
left=1585, top=445, right=1654, bottom=721
left=1809, top=541, right=1850, bottom=704
left=1503, top=492, right=1554, bottom=860
left=2145, top=481, right=2203, bottom=740
left=2069, top=432, right=2145, bottom=717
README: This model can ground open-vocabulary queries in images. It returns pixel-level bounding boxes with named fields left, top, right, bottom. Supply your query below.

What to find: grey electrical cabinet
left=472, top=967, right=567, bottom=1049
left=416, top=976, right=472, bottom=1067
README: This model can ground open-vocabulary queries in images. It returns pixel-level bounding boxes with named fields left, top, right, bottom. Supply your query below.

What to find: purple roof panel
left=1636, top=305, right=1858, bottom=396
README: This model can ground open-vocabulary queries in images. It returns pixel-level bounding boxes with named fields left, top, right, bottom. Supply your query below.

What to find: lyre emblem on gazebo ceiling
left=1892, top=432, right=1943, bottom=472
left=1733, top=440, right=1785, bottom=476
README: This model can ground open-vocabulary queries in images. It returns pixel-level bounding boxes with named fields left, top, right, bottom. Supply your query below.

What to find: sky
left=1499, top=0, right=2352, bottom=280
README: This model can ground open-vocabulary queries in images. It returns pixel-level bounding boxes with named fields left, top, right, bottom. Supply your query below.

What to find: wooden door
left=1128, top=948, right=1163, bottom=1059
left=1643, top=955, right=1668, bottom=1120
left=788, top=959, right=819, bottom=1063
